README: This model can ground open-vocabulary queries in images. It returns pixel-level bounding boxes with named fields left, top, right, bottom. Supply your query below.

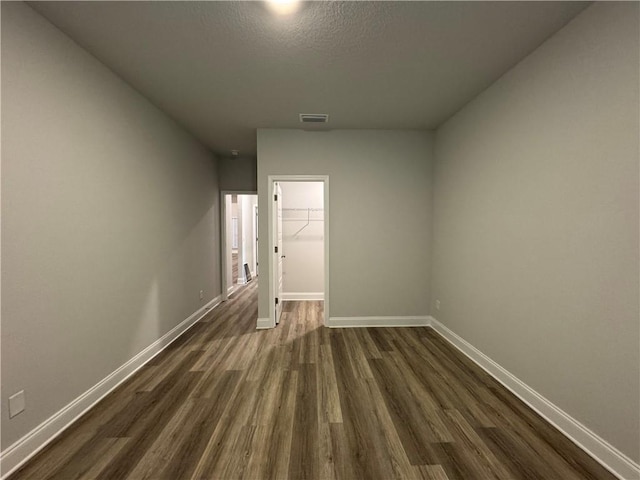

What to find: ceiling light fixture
left=265, top=0, right=300, bottom=16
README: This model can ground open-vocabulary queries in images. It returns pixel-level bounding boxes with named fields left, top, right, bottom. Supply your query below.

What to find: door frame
left=267, top=175, right=330, bottom=327
left=220, top=190, right=257, bottom=302
left=253, top=204, right=259, bottom=276
left=273, top=182, right=283, bottom=324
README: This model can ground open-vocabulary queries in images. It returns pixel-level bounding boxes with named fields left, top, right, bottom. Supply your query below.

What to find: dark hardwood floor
left=10, top=280, right=616, bottom=479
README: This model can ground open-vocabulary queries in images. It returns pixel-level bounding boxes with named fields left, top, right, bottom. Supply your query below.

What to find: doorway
left=268, top=176, right=329, bottom=327
left=221, top=192, right=258, bottom=301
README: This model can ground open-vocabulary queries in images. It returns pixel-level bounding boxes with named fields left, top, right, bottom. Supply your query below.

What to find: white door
left=274, top=183, right=284, bottom=324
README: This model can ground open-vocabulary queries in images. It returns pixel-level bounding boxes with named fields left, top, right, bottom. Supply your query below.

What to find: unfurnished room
left=1, top=1, right=638, bottom=479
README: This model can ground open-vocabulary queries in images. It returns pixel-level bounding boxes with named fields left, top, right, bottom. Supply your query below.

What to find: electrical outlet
left=435, top=300, right=441, bottom=311
left=9, top=390, right=25, bottom=418
left=199, top=290, right=204, bottom=300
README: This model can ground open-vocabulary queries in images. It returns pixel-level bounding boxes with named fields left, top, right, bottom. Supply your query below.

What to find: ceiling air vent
left=299, top=113, right=329, bottom=124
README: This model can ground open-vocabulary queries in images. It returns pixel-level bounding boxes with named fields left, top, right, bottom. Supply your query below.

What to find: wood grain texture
left=9, top=281, right=616, bottom=480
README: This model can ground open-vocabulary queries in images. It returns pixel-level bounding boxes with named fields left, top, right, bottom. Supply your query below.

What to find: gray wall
left=431, top=2, right=639, bottom=461
left=1, top=2, right=221, bottom=450
left=218, top=156, right=257, bottom=192
left=257, top=129, right=433, bottom=321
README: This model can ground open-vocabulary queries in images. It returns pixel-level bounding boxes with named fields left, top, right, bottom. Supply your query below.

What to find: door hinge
left=274, top=194, right=278, bottom=201
left=275, top=246, right=278, bottom=253
left=275, top=297, right=279, bottom=305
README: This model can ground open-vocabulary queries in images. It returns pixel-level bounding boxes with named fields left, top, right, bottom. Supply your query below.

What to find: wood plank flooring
left=10, top=280, right=616, bottom=480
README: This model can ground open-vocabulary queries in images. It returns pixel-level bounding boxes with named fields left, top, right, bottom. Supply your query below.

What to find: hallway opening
left=222, top=192, right=258, bottom=300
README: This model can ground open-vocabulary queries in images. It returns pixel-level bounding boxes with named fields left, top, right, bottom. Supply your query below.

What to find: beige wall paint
left=257, top=129, right=433, bottom=320
left=1, top=2, right=221, bottom=451
left=431, top=2, right=639, bottom=461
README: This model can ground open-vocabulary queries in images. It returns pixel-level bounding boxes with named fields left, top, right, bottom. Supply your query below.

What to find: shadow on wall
left=132, top=201, right=221, bottom=353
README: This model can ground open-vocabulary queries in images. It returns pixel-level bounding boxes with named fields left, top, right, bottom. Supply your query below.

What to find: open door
left=273, top=182, right=284, bottom=324
left=267, top=175, right=329, bottom=328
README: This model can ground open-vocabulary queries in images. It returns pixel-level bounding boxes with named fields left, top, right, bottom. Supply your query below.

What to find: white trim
left=428, top=316, right=640, bottom=480
left=220, top=190, right=257, bottom=302
left=328, top=316, right=429, bottom=328
left=256, top=317, right=274, bottom=329
left=323, top=177, right=330, bottom=328
left=220, top=191, right=229, bottom=301
left=253, top=204, right=259, bottom=276
left=281, top=292, right=324, bottom=301
left=0, top=295, right=222, bottom=480
left=227, top=285, right=235, bottom=295
left=268, top=180, right=275, bottom=326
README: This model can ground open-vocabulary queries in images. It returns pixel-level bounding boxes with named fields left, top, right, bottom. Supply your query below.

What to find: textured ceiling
left=29, top=1, right=590, bottom=157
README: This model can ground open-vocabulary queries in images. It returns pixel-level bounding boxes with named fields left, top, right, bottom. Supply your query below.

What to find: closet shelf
left=281, top=207, right=324, bottom=235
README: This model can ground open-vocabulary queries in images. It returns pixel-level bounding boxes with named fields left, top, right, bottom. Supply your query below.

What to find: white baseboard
left=256, top=317, right=274, bottom=329
left=281, top=292, right=324, bottom=301
left=328, top=316, right=429, bottom=328
left=428, top=316, right=640, bottom=480
left=0, top=295, right=222, bottom=480
left=227, top=285, right=235, bottom=295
